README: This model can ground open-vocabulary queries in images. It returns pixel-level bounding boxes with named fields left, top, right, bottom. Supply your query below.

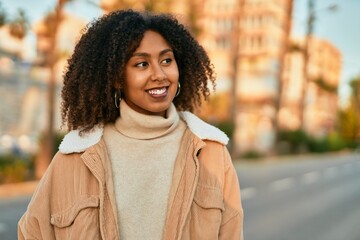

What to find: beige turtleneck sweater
left=103, top=100, right=186, bottom=240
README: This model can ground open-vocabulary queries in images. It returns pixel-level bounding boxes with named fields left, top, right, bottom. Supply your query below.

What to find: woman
left=18, top=9, right=243, bottom=239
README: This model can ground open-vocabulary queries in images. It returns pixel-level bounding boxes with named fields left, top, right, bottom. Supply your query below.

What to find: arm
left=18, top=154, right=60, bottom=239
left=18, top=151, right=102, bottom=239
left=219, top=147, right=244, bottom=240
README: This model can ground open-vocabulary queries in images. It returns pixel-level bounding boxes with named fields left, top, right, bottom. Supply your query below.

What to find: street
left=236, top=152, right=360, bottom=240
left=0, top=152, right=359, bottom=240
left=0, top=196, right=30, bottom=240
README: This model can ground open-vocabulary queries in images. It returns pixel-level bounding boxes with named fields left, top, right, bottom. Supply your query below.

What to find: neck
left=114, top=100, right=179, bottom=140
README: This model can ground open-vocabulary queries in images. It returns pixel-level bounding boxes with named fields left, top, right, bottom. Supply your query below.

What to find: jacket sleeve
left=18, top=154, right=59, bottom=239
left=219, top=147, right=244, bottom=240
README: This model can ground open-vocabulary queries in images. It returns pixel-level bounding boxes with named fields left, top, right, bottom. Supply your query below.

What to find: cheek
left=125, top=72, right=145, bottom=89
left=168, top=66, right=179, bottom=82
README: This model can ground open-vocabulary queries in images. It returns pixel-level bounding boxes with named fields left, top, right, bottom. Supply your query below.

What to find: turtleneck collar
left=114, top=100, right=180, bottom=140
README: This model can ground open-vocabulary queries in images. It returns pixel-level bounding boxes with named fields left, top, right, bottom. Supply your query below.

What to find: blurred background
left=0, top=0, right=359, bottom=239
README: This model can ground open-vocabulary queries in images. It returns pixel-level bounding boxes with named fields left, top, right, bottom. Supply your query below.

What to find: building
left=0, top=25, right=26, bottom=59
left=0, top=12, right=87, bottom=154
left=280, top=37, right=341, bottom=137
left=101, top=0, right=295, bottom=154
left=33, top=12, right=86, bottom=83
left=0, top=63, right=49, bottom=153
left=198, top=0, right=293, bottom=154
left=0, top=0, right=342, bottom=156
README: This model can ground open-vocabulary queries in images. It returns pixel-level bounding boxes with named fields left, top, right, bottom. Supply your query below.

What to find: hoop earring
left=175, top=82, right=181, bottom=97
left=114, top=91, right=122, bottom=108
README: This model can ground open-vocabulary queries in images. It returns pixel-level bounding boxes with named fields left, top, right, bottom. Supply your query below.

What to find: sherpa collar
left=59, top=111, right=229, bottom=154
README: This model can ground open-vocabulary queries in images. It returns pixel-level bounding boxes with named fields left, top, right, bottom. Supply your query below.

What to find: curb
left=0, top=181, right=38, bottom=198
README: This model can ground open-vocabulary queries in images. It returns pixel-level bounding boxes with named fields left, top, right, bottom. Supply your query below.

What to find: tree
left=338, top=77, right=360, bottom=144
left=0, top=4, right=28, bottom=40
left=9, top=9, right=28, bottom=39
left=299, top=1, right=338, bottom=131
left=299, top=0, right=315, bottom=131
left=273, top=0, right=294, bottom=152
left=229, top=0, right=245, bottom=156
left=0, top=2, right=6, bottom=27
left=349, top=77, right=360, bottom=105
left=36, top=0, right=73, bottom=179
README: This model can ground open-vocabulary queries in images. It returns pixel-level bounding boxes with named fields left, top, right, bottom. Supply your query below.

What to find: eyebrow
left=132, top=49, right=173, bottom=58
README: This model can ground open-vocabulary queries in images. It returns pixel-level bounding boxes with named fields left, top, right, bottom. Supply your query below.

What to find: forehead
left=134, top=30, right=172, bottom=53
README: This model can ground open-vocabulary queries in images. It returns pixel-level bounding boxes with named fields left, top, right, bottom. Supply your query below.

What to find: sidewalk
left=0, top=181, right=38, bottom=198
left=235, top=150, right=359, bottom=163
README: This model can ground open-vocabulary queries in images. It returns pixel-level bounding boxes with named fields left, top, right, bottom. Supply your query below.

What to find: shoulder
left=179, top=111, right=229, bottom=145
left=59, top=125, right=103, bottom=154
left=43, top=151, right=85, bottom=181
left=58, top=112, right=228, bottom=154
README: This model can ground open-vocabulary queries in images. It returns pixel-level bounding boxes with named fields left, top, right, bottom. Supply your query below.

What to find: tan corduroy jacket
left=18, top=112, right=244, bottom=240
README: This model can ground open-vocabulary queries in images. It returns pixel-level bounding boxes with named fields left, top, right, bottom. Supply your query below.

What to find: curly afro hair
left=61, top=9, right=216, bottom=133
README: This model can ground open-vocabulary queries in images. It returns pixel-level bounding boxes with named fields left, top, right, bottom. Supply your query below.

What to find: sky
left=292, top=0, right=360, bottom=106
left=1, top=0, right=360, bottom=106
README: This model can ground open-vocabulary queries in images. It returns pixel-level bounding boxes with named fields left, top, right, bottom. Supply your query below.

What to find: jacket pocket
left=194, top=185, right=224, bottom=211
left=50, top=195, right=100, bottom=239
left=186, top=185, right=224, bottom=239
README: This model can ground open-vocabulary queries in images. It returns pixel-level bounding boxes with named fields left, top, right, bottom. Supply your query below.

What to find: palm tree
left=0, top=5, right=28, bottom=40
left=9, top=9, right=28, bottom=39
left=273, top=0, right=294, bottom=152
left=229, top=0, right=246, bottom=156
left=0, top=3, right=6, bottom=27
left=298, top=0, right=315, bottom=132
left=298, top=1, right=338, bottom=132
left=36, top=0, right=73, bottom=179
left=0, top=5, right=28, bottom=59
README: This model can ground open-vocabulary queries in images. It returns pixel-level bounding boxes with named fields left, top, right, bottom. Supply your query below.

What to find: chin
left=149, top=104, right=172, bottom=115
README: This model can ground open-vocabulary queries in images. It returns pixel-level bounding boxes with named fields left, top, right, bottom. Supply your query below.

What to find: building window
left=215, top=18, right=233, bottom=32
left=216, top=37, right=231, bottom=50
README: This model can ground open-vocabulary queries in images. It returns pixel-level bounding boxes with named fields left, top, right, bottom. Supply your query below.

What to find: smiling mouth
left=147, top=87, right=167, bottom=96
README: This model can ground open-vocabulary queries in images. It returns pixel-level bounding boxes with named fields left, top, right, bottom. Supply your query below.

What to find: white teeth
left=148, top=87, right=166, bottom=95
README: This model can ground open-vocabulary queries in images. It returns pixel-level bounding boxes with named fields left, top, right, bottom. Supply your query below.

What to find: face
left=123, top=30, right=179, bottom=117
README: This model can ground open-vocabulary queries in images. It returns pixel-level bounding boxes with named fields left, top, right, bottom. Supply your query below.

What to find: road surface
left=236, top=152, right=360, bottom=240
left=0, top=196, right=31, bottom=240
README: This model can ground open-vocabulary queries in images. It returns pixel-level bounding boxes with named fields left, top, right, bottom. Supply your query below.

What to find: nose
left=150, top=63, right=166, bottom=82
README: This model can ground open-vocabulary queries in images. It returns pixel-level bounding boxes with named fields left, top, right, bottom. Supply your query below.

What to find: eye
left=135, top=62, right=148, bottom=68
left=161, top=58, right=172, bottom=65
